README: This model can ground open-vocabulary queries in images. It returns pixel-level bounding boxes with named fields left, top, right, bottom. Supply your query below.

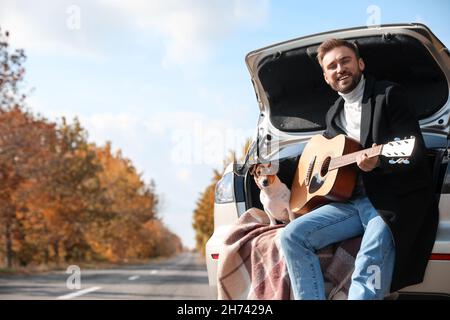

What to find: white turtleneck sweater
left=335, top=75, right=366, bottom=197
left=336, top=75, right=366, bottom=142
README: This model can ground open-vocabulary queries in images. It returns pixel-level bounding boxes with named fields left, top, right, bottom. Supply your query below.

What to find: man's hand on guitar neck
left=356, top=143, right=380, bottom=172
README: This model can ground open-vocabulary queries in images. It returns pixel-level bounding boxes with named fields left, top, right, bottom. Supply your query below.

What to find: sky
left=0, top=0, right=449, bottom=249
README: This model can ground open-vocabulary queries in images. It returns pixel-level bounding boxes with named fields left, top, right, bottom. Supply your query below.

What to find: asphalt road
left=0, top=252, right=215, bottom=300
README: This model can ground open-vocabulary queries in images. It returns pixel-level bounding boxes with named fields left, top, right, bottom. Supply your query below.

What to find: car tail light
left=430, top=253, right=450, bottom=260
left=211, top=253, right=219, bottom=260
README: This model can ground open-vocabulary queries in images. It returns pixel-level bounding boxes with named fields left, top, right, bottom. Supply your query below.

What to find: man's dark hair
left=317, top=38, right=360, bottom=68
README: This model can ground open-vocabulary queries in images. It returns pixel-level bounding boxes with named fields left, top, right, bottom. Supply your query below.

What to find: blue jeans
left=280, top=196, right=395, bottom=300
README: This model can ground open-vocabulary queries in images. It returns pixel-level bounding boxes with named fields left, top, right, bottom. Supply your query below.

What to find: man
left=280, top=38, right=439, bottom=300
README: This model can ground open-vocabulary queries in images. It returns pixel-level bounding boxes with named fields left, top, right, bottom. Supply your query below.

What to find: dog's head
left=250, top=163, right=278, bottom=189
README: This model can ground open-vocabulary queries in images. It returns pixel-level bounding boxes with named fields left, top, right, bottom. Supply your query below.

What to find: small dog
left=250, top=163, right=295, bottom=225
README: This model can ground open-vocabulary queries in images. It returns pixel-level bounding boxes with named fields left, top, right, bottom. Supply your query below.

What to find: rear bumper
left=399, top=259, right=450, bottom=297
left=205, top=225, right=235, bottom=300
left=206, top=246, right=450, bottom=300
left=205, top=243, right=219, bottom=299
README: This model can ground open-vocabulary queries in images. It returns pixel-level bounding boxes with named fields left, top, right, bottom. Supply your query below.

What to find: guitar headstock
left=381, top=136, right=416, bottom=159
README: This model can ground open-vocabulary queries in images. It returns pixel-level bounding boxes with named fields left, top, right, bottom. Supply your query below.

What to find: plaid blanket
left=217, top=208, right=362, bottom=300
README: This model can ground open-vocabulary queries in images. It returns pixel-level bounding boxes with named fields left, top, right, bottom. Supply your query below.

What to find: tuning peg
left=389, top=158, right=396, bottom=164
left=394, top=137, right=400, bottom=141
left=402, top=159, right=410, bottom=164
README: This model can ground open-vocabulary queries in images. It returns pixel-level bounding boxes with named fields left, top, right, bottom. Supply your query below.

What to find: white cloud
left=1, top=0, right=269, bottom=65
left=233, top=0, right=270, bottom=24
left=0, top=1, right=105, bottom=60
left=27, top=96, right=253, bottom=168
left=85, top=110, right=253, bottom=167
left=98, top=0, right=270, bottom=67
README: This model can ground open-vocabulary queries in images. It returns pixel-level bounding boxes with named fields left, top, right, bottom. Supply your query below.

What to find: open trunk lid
left=245, top=23, right=450, bottom=136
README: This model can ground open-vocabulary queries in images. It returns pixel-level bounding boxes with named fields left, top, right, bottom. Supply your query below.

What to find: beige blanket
left=217, top=208, right=361, bottom=300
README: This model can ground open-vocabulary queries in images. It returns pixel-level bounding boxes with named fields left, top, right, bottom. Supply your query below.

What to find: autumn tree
left=0, top=27, right=27, bottom=110
left=0, top=28, right=57, bottom=267
left=33, top=117, right=104, bottom=264
left=0, top=107, right=56, bottom=267
left=0, top=28, right=182, bottom=268
left=86, top=143, right=161, bottom=262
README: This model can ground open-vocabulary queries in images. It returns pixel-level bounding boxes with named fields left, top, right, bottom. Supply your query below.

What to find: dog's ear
left=249, top=165, right=257, bottom=176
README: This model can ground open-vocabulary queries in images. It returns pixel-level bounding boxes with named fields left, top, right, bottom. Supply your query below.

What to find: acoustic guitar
left=290, top=134, right=416, bottom=215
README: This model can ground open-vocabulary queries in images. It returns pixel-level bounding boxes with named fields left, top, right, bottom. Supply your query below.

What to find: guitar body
left=290, top=134, right=362, bottom=215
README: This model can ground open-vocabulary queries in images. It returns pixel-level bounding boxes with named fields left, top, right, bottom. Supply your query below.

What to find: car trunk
left=243, top=24, right=450, bottom=209
left=236, top=23, right=450, bottom=299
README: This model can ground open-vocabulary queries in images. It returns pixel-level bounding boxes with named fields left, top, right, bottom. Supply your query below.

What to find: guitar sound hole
left=320, top=157, right=331, bottom=177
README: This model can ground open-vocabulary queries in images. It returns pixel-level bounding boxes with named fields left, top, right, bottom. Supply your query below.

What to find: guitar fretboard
left=329, top=145, right=383, bottom=171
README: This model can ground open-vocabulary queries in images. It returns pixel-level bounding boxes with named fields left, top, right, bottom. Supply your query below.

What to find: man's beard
left=331, top=71, right=362, bottom=94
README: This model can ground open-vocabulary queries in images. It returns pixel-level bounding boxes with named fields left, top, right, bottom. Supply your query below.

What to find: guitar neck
left=329, top=145, right=383, bottom=171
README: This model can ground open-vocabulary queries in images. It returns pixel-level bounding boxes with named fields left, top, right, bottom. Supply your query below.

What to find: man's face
left=322, top=46, right=365, bottom=94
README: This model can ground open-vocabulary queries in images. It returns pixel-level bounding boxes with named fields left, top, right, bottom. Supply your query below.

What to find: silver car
left=206, top=23, right=450, bottom=299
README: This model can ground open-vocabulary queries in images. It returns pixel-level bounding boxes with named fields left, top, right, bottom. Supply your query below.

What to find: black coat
left=323, top=75, right=439, bottom=292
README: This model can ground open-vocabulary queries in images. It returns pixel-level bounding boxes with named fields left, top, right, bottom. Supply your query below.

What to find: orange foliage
left=0, top=28, right=182, bottom=268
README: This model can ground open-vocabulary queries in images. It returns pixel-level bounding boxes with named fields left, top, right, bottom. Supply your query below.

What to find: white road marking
left=57, top=286, right=102, bottom=300
left=128, top=275, right=140, bottom=281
